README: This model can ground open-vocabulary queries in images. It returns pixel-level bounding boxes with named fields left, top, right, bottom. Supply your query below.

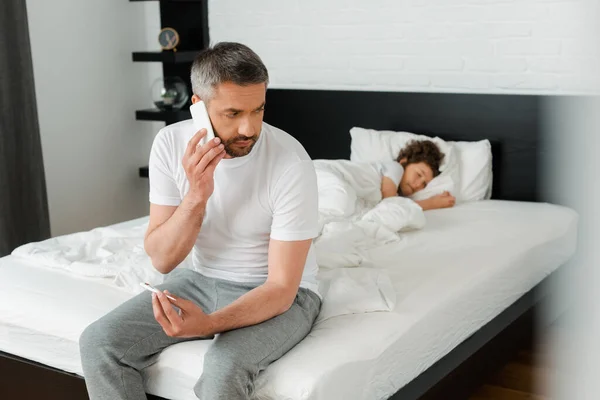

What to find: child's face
left=399, top=161, right=435, bottom=196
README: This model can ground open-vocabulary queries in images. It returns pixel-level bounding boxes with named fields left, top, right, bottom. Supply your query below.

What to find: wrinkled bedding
left=11, top=160, right=417, bottom=321
left=313, top=159, right=425, bottom=268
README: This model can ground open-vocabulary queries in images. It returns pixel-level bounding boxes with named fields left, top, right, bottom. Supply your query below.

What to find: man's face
left=193, top=82, right=266, bottom=158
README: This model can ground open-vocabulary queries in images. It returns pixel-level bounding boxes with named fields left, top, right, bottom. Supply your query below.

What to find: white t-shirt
left=148, top=120, right=320, bottom=296
left=371, top=161, right=404, bottom=187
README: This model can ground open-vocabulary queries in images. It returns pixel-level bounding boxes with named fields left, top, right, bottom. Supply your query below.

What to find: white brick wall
left=209, top=0, right=600, bottom=94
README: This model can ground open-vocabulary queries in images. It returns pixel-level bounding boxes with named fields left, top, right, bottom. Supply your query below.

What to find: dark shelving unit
left=136, top=108, right=192, bottom=123
left=139, top=167, right=149, bottom=178
left=132, top=0, right=209, bottom=177
left=132, top=51, right=199, bottom=63
left=129, top=0, right=204, bottom=3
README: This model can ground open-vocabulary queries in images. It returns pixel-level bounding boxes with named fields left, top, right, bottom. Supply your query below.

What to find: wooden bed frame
left=0, top=89, right=568, bottom=400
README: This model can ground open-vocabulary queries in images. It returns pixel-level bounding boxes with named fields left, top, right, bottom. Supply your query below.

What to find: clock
left=158, top=27, right=180, bottom=52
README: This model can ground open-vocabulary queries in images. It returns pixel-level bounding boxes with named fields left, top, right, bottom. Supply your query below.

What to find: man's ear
left=191, top=94, right=201, bottom=104
left=399, top=157, right=407, bottom=167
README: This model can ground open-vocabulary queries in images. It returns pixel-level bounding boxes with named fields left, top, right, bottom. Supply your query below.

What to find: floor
left=469, top=321, right=567, bottom=400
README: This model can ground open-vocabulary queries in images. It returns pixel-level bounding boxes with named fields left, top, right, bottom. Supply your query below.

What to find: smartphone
left=140, top=282, right=176, bottom=301
left=190, top=100, right=216, bottom=144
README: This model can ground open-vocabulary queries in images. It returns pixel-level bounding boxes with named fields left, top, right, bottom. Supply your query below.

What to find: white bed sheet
left=0, top=201, right=577, bottom=400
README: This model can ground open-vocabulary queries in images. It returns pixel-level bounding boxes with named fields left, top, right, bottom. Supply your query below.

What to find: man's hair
left=190, top=42, right=269, bottom=102
left=396, top=140, right=445, bottom=177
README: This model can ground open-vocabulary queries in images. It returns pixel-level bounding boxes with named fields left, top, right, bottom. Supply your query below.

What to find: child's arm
left=381, top=176, right=398, bottom=198
left=416, top=191, right=456, bottom=210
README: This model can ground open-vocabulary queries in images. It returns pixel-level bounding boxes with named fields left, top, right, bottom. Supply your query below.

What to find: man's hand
left=152, top=290, right=215, bottom=338
left=183, top=129, right=226, bottom=205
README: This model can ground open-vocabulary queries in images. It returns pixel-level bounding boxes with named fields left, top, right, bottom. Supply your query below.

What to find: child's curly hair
left=396, top=140, right=445, bottom=177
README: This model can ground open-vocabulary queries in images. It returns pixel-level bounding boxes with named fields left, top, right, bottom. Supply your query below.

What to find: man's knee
left=79, top=315, right=121, bottom=363
left=194, top=348, right=256, bottom=399
left=80, top=308, right=156, bottom=378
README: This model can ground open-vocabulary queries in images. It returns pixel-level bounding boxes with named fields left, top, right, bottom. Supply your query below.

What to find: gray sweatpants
left=79, top=268, right=321, bottom=400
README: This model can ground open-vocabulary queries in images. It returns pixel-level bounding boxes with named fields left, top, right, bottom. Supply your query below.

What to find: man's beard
left=218, top=132, right=259, bottom=158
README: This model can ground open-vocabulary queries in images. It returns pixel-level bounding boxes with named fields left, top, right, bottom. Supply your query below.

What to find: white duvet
left=313, top=160, right=425, bottom=269
left=11, top=160, right=423, bottom=323
left=11, top=221, right=167, bottom=288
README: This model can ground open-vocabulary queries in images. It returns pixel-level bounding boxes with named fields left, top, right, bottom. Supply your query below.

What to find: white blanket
left=10, top=230, right=396, bottom=324
left=11, top=222, right=169, bottom=290
left=313, top=159, right=425, bottom=269
left=10, top=159, right=423, bottom=322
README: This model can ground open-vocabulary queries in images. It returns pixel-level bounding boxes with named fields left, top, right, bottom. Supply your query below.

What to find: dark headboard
left=263, top=89, right=541, bottom=202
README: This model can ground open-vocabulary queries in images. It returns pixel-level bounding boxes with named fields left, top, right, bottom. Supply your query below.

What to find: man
left=79, top=42, right=322, bottom=400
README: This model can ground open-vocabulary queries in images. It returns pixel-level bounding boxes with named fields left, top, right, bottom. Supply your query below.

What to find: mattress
left=0, top=200, right=577, bottom=400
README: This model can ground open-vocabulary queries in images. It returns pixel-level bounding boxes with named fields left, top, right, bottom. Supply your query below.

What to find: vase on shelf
left=151, top=76, right=189, bottom=111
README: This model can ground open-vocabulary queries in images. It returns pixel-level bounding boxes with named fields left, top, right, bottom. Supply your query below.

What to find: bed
left=0, top=89, right=577, bottom=400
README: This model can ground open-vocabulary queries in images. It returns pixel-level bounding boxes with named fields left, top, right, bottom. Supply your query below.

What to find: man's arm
left=152, top=237, right=313, bottom=338
left=144, top=199, right=206, bottom=274
left=203, top=159, right=318, bottom=333
left=205, top=238, right=311, bottom=334
left=144, top=128, right=225, bottom=274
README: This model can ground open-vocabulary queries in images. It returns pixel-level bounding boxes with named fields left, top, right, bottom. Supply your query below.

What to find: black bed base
left=0, top=267, right=560, bottom=400
left=391, top=279, right=543, bottom=400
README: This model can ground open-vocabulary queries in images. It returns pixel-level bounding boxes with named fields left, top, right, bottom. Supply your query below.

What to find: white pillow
left=349, top=127, right=461, bottom=201
left=451, top=139, right=493, bottom=202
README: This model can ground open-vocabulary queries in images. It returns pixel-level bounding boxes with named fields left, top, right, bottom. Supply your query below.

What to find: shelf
left=130, top=0, right=204, bottom=3
left=139, top=167, right=149, bottom=178
left=136, top=108, right=191, bottom=122
left=132, top=51, right=198, bottom=63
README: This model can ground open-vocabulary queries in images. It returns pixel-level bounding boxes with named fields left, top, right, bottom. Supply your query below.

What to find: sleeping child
left=314, top=139, right=455, bottom=219
left=371, top=140, right=455, bottom=210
